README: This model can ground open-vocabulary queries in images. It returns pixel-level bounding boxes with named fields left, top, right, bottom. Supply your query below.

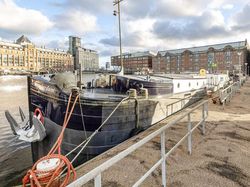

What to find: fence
left=165, top=91, right=204, bottom=116
left=219, top=81, right=241, bottom=109
left=68, top=100, right=208, bottom=187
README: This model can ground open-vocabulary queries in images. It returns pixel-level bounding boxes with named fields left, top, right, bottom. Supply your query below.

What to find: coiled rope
left=23, top=92, right=78, bottom=187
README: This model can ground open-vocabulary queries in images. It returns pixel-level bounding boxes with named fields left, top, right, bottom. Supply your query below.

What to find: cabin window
left=197, top=82, right=199, bottom=86
left=189, top=82, right=191, bottom=87
left=177, top=83, right=180, bottom=88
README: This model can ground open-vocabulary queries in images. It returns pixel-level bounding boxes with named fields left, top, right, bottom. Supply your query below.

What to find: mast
left=113, top=0, right=124, bottom=75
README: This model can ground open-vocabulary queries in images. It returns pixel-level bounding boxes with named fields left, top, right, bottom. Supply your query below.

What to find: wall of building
left=111, top=52, right=154, bottom=74
left=69, top=36, right=99, bottom=71
left=153, top=42, right=248, bottom=74
left=76, top=48, right=99, bottom=70
left=0, top=40, right=73, bottom=72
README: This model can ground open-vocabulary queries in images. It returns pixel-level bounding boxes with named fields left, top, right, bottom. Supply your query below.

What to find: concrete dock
left=72, top=81, right=250, bottom=187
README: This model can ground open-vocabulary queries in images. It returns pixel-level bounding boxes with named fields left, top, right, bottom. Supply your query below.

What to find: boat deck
left=67, top=80, right=250, bottom=187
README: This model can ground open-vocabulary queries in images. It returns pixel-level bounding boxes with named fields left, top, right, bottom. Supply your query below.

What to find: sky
left=0, top=0, right=250, bottom=67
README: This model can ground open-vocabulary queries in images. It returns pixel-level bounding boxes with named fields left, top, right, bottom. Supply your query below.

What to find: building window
left=19, top=56, right=24, bottom=66
left=177, top=55, right=181, bottom=71
left=225, top=50, right=231, bottom=63
left=14, top=56, right=19, bottom=66
left=8, top=55, right=14, bottom=66
left=208, top=52, right=214, bottom=64
left=3, top=54, right=7, bottom=65
left=194, top=53, right=199, bottom=62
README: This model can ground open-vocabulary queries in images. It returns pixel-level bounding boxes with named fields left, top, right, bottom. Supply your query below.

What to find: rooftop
left=158, top=40, right=248, bottom=56
left=0, top=35, right=69, bottom=54
left=16, top=35, right=31, bottom=44
left=113, top=51, right=156, bottom=58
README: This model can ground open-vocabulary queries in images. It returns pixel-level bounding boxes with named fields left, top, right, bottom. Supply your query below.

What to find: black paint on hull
left=29, top=76, right=165, bottom=163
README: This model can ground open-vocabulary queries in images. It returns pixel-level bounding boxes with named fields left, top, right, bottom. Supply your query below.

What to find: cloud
left=0, top=0, right=53, bottom=37
left=54, top=10, right=98, bottom=34
left=230, top=3, right=250, bottom=32
left=222, top=4, right=234, bottom=10
left=61, top=0, right=112, bottom=15
left=153, top=10, right=230, bottom=40
left=152, top=0, right=206, bottom=18
left=99, top=50, right=115, bottom=57
left=100, top=32, right=141, bottom=47
left=46, top=39, right=69, bottom=50
left=100, top=18, right=158, bottom=48
left=100, top=36, right=118, bottom=46
left=123, top=0, right=153, bottom=19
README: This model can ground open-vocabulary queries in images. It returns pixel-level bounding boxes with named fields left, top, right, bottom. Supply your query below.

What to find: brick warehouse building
left=111, top=51, right=155, bottom=74
left=153, top=40, right=249, bottom=74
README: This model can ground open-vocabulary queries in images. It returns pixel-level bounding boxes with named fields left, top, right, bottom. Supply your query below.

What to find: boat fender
left=34, top=108, right=44, bottom=124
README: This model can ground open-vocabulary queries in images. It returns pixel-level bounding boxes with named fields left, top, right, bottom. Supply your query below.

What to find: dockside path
left=74, top=80, right=250, bottom=187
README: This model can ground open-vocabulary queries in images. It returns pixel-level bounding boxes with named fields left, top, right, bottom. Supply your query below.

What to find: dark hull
left=29, top=76, right=170, bottom=164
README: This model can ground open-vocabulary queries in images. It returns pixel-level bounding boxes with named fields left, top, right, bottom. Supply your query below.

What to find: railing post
left=161, top=131, right=166, bottom=187
left=206, top=101, right=208, bottom=118
left=94, top=174, right=102, bottom=187
left=202, top=104, right=206, bottom=135
left=187, top=113, right=192, bottom=155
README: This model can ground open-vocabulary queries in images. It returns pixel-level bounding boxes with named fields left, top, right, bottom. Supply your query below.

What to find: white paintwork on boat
left=149, top=91, right=201, bottom=125
left=206, top=74, right=229, bottom=91
left=172, top=78, right=207, bottom=94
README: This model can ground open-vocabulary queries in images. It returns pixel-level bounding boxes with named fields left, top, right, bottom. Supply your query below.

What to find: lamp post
left=113, top=0, right=124, bottom=75
left=237, top=51, right=242, bottom=74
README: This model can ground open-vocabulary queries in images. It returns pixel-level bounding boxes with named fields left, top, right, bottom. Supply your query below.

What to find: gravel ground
left=74, top=80, right=250, bottom=187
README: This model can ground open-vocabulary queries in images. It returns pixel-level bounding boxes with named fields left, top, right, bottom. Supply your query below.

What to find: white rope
left=65, top=96, right=130, bottom=163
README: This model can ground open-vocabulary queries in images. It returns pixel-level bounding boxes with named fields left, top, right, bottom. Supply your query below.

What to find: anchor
left=5, top=107, right=46, bottom=142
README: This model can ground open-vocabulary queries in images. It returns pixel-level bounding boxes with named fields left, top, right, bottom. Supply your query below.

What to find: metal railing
left=68, top=100, right=208, bottom=187
left=219, top=81, right=241, bottom=108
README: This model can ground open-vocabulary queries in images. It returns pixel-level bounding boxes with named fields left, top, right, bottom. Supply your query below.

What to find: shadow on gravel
left=206, top=161, right=249, bottom=187
left=218, top=131, right=250, bottom=142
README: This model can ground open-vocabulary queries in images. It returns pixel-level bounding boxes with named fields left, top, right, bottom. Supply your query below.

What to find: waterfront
left=0, top=76, right=32, bottom=186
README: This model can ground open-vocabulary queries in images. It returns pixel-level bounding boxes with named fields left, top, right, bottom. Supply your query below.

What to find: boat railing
left=165, top=89, right=205, bottom=116
left=67, top=100, right=208, bottom=187
left=219, top=81, right=241, bottom=108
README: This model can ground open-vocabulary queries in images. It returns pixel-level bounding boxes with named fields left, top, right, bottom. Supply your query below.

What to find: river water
left=0, top=76, right=32, bottom=186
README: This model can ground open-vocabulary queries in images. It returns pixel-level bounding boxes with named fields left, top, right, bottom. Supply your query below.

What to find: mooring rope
left=64, top=96, right=130, bottom=165
left=23, top=92, right=79, bottom=187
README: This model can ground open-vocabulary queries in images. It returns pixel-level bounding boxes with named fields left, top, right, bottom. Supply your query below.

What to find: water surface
left=0, top=76, right=32, bottom=186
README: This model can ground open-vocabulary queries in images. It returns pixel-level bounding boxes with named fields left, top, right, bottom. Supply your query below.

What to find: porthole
left=177, top=83, right=180, bottom=88
left=197, top=82, right=199, bottom=86
left=189, top=82, right=191, bottom=87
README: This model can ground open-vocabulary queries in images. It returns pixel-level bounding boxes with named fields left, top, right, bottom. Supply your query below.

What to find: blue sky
left=0, top=0, right=250, bottom=67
